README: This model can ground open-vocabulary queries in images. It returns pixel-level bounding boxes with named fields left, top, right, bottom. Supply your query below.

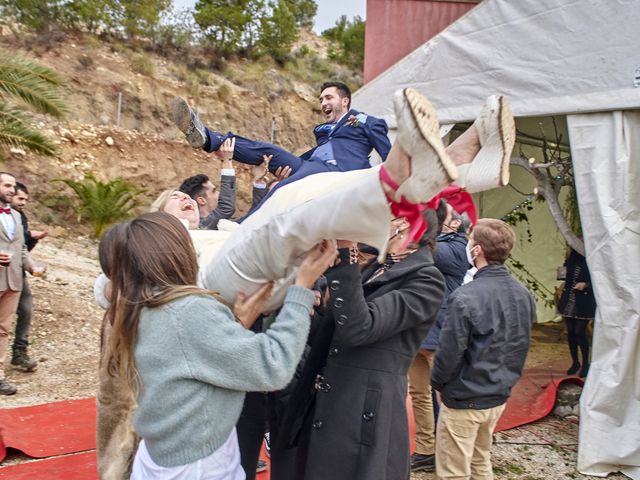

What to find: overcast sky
left=171, top=0, right=366, bottom=34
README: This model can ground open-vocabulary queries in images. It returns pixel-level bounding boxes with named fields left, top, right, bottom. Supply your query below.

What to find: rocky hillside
left=1, top=27, right=349, bottom=230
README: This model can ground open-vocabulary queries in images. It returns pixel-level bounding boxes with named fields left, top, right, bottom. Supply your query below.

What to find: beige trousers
left=408, top=349, right=436, bottom=455
left=435, top=403, right=505, bottom=480
left=0, top=289, right=21, bottom=377
left=200, top=165, right=392, bottom=311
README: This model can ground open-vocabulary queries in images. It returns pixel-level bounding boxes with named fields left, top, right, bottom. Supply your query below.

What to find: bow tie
left=0, top=207, right=11, bottom=214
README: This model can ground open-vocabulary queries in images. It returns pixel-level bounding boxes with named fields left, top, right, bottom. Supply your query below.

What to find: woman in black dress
left=557, top=248, right=597, bottom=378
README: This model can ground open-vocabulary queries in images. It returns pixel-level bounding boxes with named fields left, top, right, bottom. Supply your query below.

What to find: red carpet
left=0, top=398, right=96, bottom=461
left=495, top=368, right=584, bottom=432
left=406, top=367, right=584, bottom=448
left=0, top=368, right=580, bottom=476
left=0, top=451, right=96, bottom=480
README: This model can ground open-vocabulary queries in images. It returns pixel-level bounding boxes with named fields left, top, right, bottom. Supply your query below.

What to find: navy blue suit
left=203, top=109, right=390, bottom=174
left=204, top=109, right=391, bottom=216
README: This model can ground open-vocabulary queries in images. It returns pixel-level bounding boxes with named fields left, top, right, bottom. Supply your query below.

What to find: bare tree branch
left=512, top=156, right=585, bottom=255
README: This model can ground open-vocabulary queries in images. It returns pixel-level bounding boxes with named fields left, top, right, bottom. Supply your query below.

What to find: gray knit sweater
left=132, top=285, right=314, bottom=467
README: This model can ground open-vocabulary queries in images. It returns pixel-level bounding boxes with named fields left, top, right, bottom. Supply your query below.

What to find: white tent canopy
left=353, top=1, right=640, bottom=478
left=354, top=0, right=640, bottom=125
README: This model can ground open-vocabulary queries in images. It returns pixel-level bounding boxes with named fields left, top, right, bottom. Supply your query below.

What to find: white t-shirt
left=130, top=428, right=245, bottom=480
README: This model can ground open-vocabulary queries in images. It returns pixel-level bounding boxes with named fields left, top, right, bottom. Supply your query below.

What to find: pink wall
left=364, top=0, right=479, bottom=83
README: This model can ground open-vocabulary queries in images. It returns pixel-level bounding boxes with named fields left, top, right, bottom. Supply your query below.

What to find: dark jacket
left=301, top=109, right=391, bottom=171
left=422, top=232, right=468, bottom=350
left=199, top=174, right=236, bottom=230
left=250, top=185, right=268, bottom=211
left=557, top=248, right=596, bottom=320
left=431, top=264, right=535, bottom=409
left=19, top=210, right=38, bottom=252
left=273, top=247, right=445, bottom=480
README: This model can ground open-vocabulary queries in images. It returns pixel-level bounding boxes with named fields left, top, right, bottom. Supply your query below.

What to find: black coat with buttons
left=272, top=246, right=445, bottom=480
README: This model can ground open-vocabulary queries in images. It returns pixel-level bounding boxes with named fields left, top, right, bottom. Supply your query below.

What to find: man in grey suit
left=179, top=138, right=237, bottom=230
left=0, top=172, right=34, bottom=395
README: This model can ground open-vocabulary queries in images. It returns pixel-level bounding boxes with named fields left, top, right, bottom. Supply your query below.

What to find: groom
left=172, top=82, right=392, bottom=191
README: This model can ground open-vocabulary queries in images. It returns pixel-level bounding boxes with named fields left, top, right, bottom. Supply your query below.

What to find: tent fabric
left=568, top=111, right=640, bottom=479
left=353, top=0, right=640, bottom=126
left=350, top=0, right=640, bottom=476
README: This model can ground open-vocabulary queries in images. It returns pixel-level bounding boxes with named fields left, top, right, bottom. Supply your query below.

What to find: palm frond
left=55, top=174, right=146, bottom=237
left=0, top=51, right=65, bottom=86
left=0, top=110, right=58, bottom=156
left=0, top=51, right=68, bottom=118
left=0, top=100, right=30, bottom=124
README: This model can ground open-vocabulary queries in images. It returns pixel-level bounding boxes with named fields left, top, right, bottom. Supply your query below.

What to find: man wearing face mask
left=431, top=219, right=535, bottom=480
left=409, top=199, right=469, bottom=472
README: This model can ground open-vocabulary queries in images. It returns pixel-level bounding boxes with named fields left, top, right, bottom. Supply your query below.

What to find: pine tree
left=194, top=0, right=256, bottom=53
left=322, top=15, right=365, bottom=71
left=119, top=0, right=172, bottom=40
left=260, top=0, right=298, bottom=63
left=285, top=0, right=317, bottom=28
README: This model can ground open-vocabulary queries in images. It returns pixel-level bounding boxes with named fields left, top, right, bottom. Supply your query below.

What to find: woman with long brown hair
left=95, top=223, right=139, bottom=480
left=104, top=212, right=336, bottom=479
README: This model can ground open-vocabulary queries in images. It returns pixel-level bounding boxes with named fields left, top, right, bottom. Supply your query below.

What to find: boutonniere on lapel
left=346, top=113, right=367, bottom=127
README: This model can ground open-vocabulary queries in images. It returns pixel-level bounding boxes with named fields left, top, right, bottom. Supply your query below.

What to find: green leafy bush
left=130, top=53, right=155, bottom=76
left=322, top=15, right=365, bottom=72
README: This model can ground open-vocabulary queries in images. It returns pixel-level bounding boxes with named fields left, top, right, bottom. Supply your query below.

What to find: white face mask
left=466, top=242, right=476, bottom=267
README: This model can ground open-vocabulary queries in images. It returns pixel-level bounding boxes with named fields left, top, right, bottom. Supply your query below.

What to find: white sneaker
left=456, top=95, right=515, bottom=193
left=393, top=88, right=458, bottom=203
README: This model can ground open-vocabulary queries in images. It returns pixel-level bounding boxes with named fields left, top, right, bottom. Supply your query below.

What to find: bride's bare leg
left=446, top=125, right=480, bottom=166
left=446, top=96, right=515, bottom=192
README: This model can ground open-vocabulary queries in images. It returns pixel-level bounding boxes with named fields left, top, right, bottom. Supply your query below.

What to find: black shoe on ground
left=11, top=350, right=38, bottom=372
left=256, top=459, right=268, bottom=473
left=566, top=362, right=580, bottom=375
left=410, top=452, right=435, bottom=472
left=170, top=96, right=207, bottom=148
left=0, top=379, right=17, bottom=395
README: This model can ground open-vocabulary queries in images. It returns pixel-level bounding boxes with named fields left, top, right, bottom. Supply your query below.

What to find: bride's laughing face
left=163, top=190, right=200, bottom=229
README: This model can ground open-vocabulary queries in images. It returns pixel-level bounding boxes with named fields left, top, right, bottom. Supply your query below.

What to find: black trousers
left=237, top=392, right=268, bottom=480
left=13, top=276, right=32, bottom=352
